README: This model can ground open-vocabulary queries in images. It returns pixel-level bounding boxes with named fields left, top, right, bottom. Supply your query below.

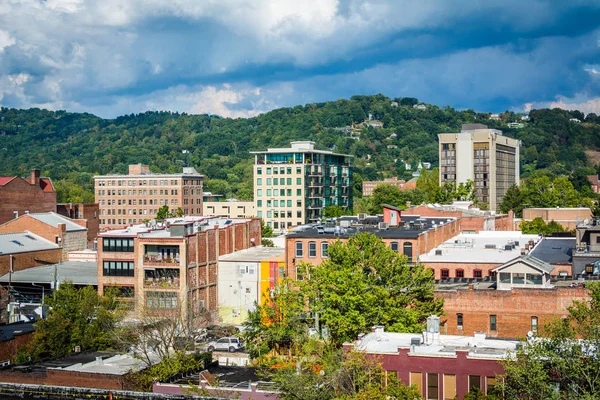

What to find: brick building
left=362, top=177, right=406, bottom=196
left=285, top=205, right=460, bottom=279
left=419, top=231, right=542, bottom=280
left=0, top=212, right=88, bottom=260
left=94, top=164, right=204, bottom=231
left=56, top=203, right=100, bottom=248
left=345, top=323, right=518, bottom=399
left=0, top=169, right=56, bottom=225
left=587, top=174, right=599, bottom=193
left=97, top=216, right=261, bottom=320
left=407, top=202, right=515, bottom=233
left=522, top=207, right=592, bottom=230
left=0, top=232, right=62, bottom=277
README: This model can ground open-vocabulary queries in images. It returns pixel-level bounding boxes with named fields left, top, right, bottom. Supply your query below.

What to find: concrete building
left=344, top=323, right=518, bottom=399
left=522, top=207, right=592, bottom=230
left=362, top=177, right=405, bottom=196
left=419, top=231, right=541, bottom=280
left=438, top=124, right=520, bottom=211
left=217, top=246, right=285, bottom=325
left=56, top=203, right=100, bottom=248
left=285, top=205, right=460, bottom=279
left=94, top=164, right=204, bottom=231
left=203, top=200, right=255, bottom=219
left=0, top=212, right=88, bottom=259
left=97, top=216, right=261, bottom=320
left=573, top=219, right=600, bottom=277
left=251, top=141, right=352, bottom=229
left=0, top=169, right=56, bottom=225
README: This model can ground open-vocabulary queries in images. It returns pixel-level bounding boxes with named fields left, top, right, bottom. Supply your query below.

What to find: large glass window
left=103, top=261, right=134, bottom=277
left=526, top=273, right=542, bottom=285
left=500, top=272, right=511, bottom=283
left=513, top=273, right=525, bottom=284
left=103, top=238, right=134, bottom=252
left=146, top=291, right=178, bottom=309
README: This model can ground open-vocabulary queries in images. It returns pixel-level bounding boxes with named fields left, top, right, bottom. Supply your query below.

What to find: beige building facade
left=203, top=201, right=255, bottom=218
left=438, top=124, right=520, bottom=211
left=252, top=141, right=352, bottom=229
left=362, top=177, right=406, bottom=196
left=94, top=164, right=203, bottom=230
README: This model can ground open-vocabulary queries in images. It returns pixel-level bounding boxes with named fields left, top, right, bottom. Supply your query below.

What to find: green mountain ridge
left=1, top=94, right=600, bottom=203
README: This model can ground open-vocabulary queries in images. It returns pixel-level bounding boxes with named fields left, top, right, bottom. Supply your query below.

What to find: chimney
left=31, top=169, right=40, bottom=186
left=372, top=325, right=384, bottom=341
left=406, top=201, right=411, bottom=209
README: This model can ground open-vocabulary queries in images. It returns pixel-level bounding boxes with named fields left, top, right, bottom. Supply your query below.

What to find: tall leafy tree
left=303, top=233, right=443, bottom=346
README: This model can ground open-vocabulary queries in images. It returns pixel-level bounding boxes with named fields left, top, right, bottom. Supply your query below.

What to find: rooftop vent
left=410, top=337, right=421, bottom=346
left=358, top=213, right=367, bottom=220
left=435, top=249, right=443, bottom=256
left=484, top=244, right=496, bottom=249
left=378, top=222, right=389, bottom=230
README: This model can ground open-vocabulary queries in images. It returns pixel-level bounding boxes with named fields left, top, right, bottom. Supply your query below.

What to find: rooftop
left=352, top=326, right=517, bottom=359
left=219, top=246, right=284, bottom=262
left=419, top=231, right=541, bottom=264
left=53, top=352, right=159, bottom=375
left=250, top=141, right=352, bottom=157
left=0, top=231, right=59, bottom=255
left=0, top=260, right=98, bottom=286
left=530, top=237, right=575, bottom=265
left=25, top=212, right=87, bottom=232
left=493, top=254, right=555, bottom=275
left=0, top=322, right=35, bottom=342
left=288, top=215, right=457, bottom=240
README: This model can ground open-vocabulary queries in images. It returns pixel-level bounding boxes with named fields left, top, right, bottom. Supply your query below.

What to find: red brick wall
left=0, top=368, right=132, bottom=390
left=0, top=178, right=56, bottom=225
left=0, top=249, right=63, bottom=277
left=56, top=203, right=99, bottom=248
left=436, top=286, right=590, bottom=338
left=422, top=262, right=499, bottom=279
left=0, top=332, right=34, bottom=363
left=522, top=208, right=592, bottom=230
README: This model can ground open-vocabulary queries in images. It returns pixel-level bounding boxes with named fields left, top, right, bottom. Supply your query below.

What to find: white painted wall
left=456, top=134, right=474, bottom=183
left=217, top=260, right=260, bottom=325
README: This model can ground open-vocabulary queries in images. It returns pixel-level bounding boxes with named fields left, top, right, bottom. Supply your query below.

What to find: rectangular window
left=146, top=291, right=178, bottom=309
left=513, top=273, right=525, bottom=284
left=443, top=375, right=456, bottom=400
left=295, top=241, right=303, bottom=258
left=455, top=270, right=464, bottom=278
left=266, top=168, right=272, bottom=174
left=257, top=189, right=263, bottom=196
left=490, top=315, right=497, bottom=331
left=457, top=313, right=463, bottom=327
left=469, top=376, right=481, bottom=392
left=526, top=273, right=543, bottom=285
left=486, top=377, right=497, bottom=395
left=296, top=264, right=305, bottom=281
left=257, top=211, right=262, bottom=218
left=257, top=168, right=262, bottom=175
left=287, top=200, right=292, bottom=207
left=297, top=178, right=302, bottom=184
left=287, top=178, right=292, bottom=185
left=267, top=178, right=272, bottom=185
left=321, top=242, right=329, bottom=258
left=410, top=372, right=422, bottom=396
left=102, top=238, right=134, bottom=252
left=427, top=373, right=439, bottom=399
left=390, top=242, right=399, bottom=251
left=103, top=261, right=134, bottom=277
left=531, top=316, right=538, bottom=333
left=257, top=200, right=262, bottom=207
left=500, top=272, right=511, bottom=283
left=473, top=270, right=482, bottom=278
left=297, top=189, right=302, bottom=196
left=257, top=178, right=262, bottom=185
left=309, top=241, right=317, bottom=257
left=267, top=189, right=272, bottom=196
left=441, top=269, right=449, bottom=279
left=267, top=211, right=272, bottom=218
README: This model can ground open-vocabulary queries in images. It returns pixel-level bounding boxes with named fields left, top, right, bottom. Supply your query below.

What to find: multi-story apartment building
left=438, top=124, right=520, bottom=211
left=362, top=177, right=406, bottom=196
left=97, top=216, right=261, bottom=320
left=251, top=141, right=352, bottom=229
left=94, top=164, right=203, bottom=231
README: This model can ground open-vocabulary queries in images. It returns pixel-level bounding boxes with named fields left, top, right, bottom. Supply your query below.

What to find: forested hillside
left=1, top=94, right=600, bottom=203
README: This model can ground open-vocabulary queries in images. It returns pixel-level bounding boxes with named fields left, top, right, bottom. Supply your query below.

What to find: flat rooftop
left=219, top=246, right=284, bottom=262
left=288, top=215, right=457, bottom=240
left=353, top=328, right=517, bottom=359
left=419, top=231, right=541, bottom=264
left=0, top=231, right=59, bottom=255
left=0, top=260, right=98, bottom=286
left=530, top=237, right=575, bottom=265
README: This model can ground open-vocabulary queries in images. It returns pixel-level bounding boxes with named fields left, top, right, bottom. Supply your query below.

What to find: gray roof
left=27, top=212, right=87, bottom=232
left=0, top=231, right=59, bottom=255
left=219, top=246, right=284, bottom=262
left=0, top=261, right=98, bottom=286
left=494, top=254, right=555, bottom=274
left=530, top=237, right=575, bottom=265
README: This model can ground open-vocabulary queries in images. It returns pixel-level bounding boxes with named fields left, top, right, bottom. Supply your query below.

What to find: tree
left=499, top=184, right=524, bottom=216
left=28, top=282, right=122, bottom=360
left=520, top=218, right=567, bottom=235
left=499, top=282, right=600, bottom=399
left=261, top=219, right=274, bottom=238
left=416, top=168, right=440, bottom=203
left=370, top=184, right=404, bottom=214
left=322, top=205, right=352, bottom=218
left=156, top=205, right=170, bottom=220
left=304, top=233, right=443, bottom=346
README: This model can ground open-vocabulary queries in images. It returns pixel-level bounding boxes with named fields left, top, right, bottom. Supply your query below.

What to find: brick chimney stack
left=31, top=169, right=40, bottom=186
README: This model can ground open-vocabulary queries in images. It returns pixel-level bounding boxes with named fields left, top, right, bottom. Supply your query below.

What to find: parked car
left=206, top=336, right=243, bottom=352
left=196, top=325, right=240, bottom=343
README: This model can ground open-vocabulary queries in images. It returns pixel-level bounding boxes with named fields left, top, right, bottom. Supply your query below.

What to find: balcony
left=144, top=268, right=181, bottom=288
left=143, top=245, right=181, bottom=265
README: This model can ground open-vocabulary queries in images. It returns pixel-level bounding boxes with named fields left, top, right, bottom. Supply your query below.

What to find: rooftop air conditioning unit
left=378, top=222, right=389, bottom=230
left=435, top=249, right=443, bottom=256
left=358, top=213, right=367, bottom=220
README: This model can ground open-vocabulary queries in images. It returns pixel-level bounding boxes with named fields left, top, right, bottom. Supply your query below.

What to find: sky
left=0, top=0, right=600, bottom=119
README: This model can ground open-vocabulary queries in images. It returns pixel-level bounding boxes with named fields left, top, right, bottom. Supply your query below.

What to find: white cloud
left=0, top=30, right=15, bottom=52
left=530, top=95, right=600, bottom=115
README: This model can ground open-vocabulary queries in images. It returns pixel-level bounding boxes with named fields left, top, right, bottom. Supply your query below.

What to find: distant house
left=0, top=169, right=56, bottom=225
left=588, top=175, right=600, bottom=193
left=413, top=103, right=427, bottom=110
left=365, top=121, right=384, bottom=128
left=489, top=114, right=500, bottom=120
left=506, top=122, right=525, bottom=129
left=390, top=101, right=399, bottom=107
left=521, top=115, right=530, bottom=121
left=569, top=118, right=581, bottom=123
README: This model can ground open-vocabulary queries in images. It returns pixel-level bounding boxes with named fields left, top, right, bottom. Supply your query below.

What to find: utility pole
left=8, top=255, right=13, bottom=323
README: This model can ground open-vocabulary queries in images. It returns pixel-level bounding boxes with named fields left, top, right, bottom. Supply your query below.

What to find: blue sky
left=0, top=0, right=599, bottom=118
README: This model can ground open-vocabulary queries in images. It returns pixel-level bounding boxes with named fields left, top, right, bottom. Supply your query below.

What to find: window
left=444, top=374, right=456, bottom=400
left=390, top=242, right=399, bottom=251
left=146, top=291, right=178, bottom=309
left=267, top=189, right=272, bottom=196
left=257, top=178, right=262, bottom=185
left=257, top=211, right=262, bottom=218
left=526, top=273, right=542, bottom=285
left=596, top=236, right=600, bottom=244
left=295, top=241, right=303, bottom=258
left=490, top=315, right=497, bottom=331
left=455, top=269, right=464, bottom=278
left=531, top=316, right=538, bottom=333
left=469, top=376, right=481, bottom=392
left=257, top=189, right=263, bottom=196
left=309, top=241, right=317, bottom=257
left=410, top=372, right=422, bottom=395
left=266, top=168, right=272, bottom=174
left=287, top=178, right=292, bottom=185
left=257, top=200, right=262, bottom=207
left=403, top=242, right=413, bottom=263
left=296, top=178, right=302, bottom=184
left=103, top=261, right=134, bottom=277
left=500, top=272, right=511, bottom=283
left=441, top=269, right=449, bottom=279
left=256, top=168, right=262, bottom=175
left=586, top=264, right=594, bottom=274
left=473, top=269, right=482, bottom=278
left=457, top=313, right=463, bottom=327
left=267, top=178, right=272, bottom=185
left=513, top=273, right=525, bottom=284
left=321, top=242, right=329, bottom=258
left=486, top=377, right=497, bottom=395
left=427, top=373, right=439, bottom=399
left=102, top=238, right=134, bottom=252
